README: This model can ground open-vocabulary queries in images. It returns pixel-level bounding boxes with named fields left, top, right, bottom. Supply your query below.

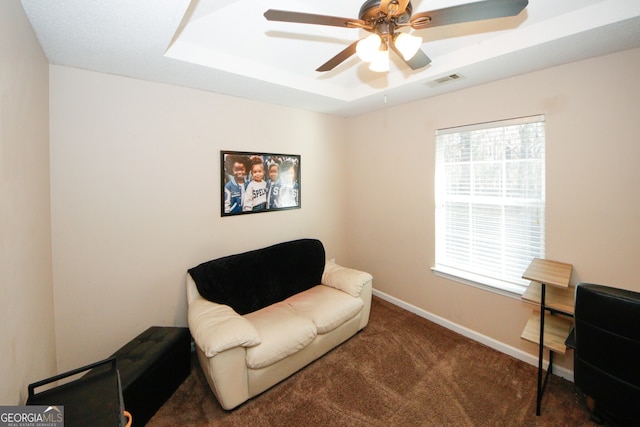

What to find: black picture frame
left=221, top=150, right=301, bottom=216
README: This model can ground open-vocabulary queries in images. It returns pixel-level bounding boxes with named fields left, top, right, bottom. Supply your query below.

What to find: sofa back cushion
left=188, top=239, right=326, bottom=315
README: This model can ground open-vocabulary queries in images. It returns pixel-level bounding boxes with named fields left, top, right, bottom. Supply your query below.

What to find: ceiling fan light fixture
left=356, top=34, right=381, bottom=62
left=368, top=48, right=389, bottom=72
left=394, top=32, right=423, bottom=60
left=264, top=0, right=529, bottom=72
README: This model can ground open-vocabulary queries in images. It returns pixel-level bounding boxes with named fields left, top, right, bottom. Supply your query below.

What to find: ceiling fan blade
left=390, top=44, right=432, bottom=70
left=410, top=0, right=528, bottom=30
left=316, top=41, right=359, bottom=72
left=264, top=9, right=366, bottom=29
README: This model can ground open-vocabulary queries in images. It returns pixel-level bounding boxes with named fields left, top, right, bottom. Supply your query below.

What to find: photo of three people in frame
left=223, top=152, right=300, bottom=215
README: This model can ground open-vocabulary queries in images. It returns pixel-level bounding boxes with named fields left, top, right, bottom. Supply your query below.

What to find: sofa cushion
left=285, top=285, right=364, bottom=334
left=244, top=302, right=317, bottom=369
left=188, top=299, right=261, bottom=357
left=188, top=239, right=325, bottom=315
left=322, top=261, right=373, bottom=297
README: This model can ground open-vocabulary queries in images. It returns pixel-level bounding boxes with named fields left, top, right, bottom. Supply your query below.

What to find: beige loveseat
left=187, top=239, right=372, bottom=410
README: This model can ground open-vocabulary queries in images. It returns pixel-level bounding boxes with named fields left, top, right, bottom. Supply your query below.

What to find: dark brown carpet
left=148, top=296, right=597, bottom=426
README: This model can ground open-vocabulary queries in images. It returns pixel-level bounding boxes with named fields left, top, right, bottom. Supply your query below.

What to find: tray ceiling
left=21, top=0, right=640, bottom=117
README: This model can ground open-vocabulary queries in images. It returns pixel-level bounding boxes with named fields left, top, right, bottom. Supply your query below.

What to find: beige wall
left=344, top=47, right=640, bottom=371
left=49, top=66, right=349, bottom=371
left=6, top=1, right=640, bottom=398
left=0, top=1, right=55, bottom=405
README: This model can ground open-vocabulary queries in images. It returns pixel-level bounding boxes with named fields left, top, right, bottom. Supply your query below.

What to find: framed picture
left=221, top=151, right=301, bottom=216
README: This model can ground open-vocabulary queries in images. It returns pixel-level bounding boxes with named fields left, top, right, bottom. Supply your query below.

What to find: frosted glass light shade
left=356, top=34, right=381, bottom=62
left=394, top=32, right=422, bottom=60
left=369, top=49, right=389, bottom=72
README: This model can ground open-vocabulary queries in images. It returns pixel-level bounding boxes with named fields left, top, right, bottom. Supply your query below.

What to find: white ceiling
left=20, top=0, right=640, bottom=117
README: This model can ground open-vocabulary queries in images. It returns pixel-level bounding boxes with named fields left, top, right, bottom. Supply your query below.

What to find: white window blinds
left=434, top=115, right=545, bottom=294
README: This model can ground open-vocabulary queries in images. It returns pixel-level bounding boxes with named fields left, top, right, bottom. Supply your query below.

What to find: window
left=434, top=115, right=545, bottom=295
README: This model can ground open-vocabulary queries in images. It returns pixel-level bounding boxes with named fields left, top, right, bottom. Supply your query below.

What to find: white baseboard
left=372, top=289, right=574, bottom=382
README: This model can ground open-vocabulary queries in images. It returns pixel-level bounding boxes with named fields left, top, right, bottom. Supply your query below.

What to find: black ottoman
left=110, top=326, right=191, bottom=426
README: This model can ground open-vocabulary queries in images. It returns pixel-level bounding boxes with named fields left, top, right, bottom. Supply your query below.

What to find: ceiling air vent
left=426, top=73, right=464, bottom=88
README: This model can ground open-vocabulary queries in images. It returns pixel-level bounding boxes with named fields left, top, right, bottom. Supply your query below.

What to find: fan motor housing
left=359, top=0, right=413, bottom=24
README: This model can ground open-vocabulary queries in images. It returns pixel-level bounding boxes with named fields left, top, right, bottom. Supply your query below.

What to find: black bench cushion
left=111, top=326, right=191, bottom=426
left=188, top=238, right=326, bottom=315
left=113, top=327, right=190, bottom=390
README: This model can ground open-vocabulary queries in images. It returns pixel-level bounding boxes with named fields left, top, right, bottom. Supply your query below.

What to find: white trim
left=372, top=288, right=574, bottom=382
left=435, top=114, right=546, bottom=135
left=432, top=266, right=525, bottom=300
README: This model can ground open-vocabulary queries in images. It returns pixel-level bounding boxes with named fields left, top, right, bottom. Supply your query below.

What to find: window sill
left=431, top=266, right=526, bottom=300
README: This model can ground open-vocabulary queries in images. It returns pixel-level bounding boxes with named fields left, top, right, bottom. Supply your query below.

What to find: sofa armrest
left=188, top=298, right=261, bottom=358
left=322, top=261, right=373, bottom=297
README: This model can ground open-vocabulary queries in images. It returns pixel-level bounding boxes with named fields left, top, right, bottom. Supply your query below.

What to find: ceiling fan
left=264, top=0, right=529, bottom=72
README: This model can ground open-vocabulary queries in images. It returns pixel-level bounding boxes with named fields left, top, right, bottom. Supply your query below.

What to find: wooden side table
left=520, top=258, right=574, bottom=416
